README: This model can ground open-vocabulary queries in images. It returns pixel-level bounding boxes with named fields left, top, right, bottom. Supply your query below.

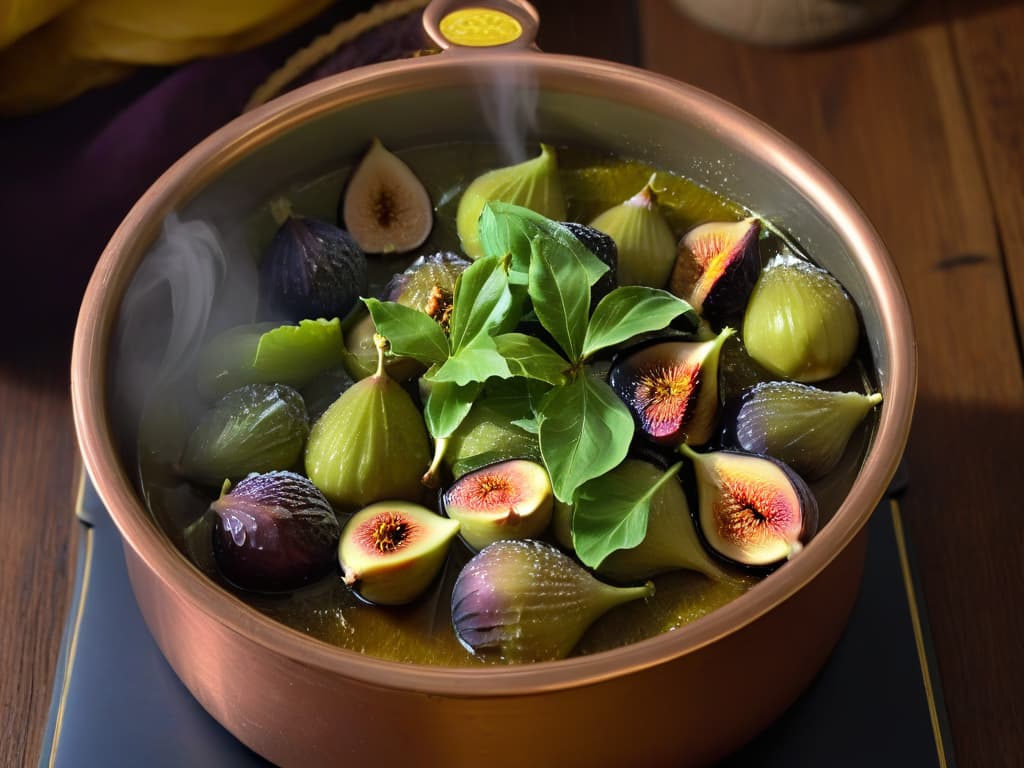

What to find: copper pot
left=71, top=2, right=916, bottom=765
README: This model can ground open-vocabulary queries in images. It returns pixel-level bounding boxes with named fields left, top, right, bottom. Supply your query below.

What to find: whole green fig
left=305, top=336, right=430, bottom=509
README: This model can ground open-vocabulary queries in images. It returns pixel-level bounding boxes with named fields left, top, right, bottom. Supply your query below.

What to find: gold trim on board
left=47, top=470, right=93, bottom=768
left=891, top=499, right=950, bottom=768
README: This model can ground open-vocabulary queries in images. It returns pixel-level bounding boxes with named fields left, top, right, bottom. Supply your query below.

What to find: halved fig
left=681, top=445, right=818, bottom=568
left=670, top=217, right=760, bottom=319
left=609, top=327, right=734, bottom=447
left=593, top=460, right=735, bottom=583
left=338, top=501, right=459, bottom=605
left=341, top=138, right=433, bottom=254
left=440, top=459, right=553, bottom=551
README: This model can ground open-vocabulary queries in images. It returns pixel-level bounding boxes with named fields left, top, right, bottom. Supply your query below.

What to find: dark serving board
left=40, top=472, right=955, bottom=767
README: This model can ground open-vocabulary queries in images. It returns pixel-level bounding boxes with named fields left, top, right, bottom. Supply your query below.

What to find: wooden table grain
left=1, top=2, right=1021, bottom=766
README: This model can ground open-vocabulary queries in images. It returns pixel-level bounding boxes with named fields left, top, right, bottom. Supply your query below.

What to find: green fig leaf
left=424, top=380, right=483, bottom=438
left=427, top=335, right=512, bottom=386
left=478, top=202, right=609, bottom=288
left=582, top=287, right=697, bottom=358
left=363, top=298, right=450, bottom=365
left=537, top=375, right=634, bottom=503
left=448, top=254, right=514, bottom=353
left=198, top=319, right=346, bottom=398
left=494, top=332, right=570, bottom=385
left=528, top=234, right=590, bottom=362
left=476, top=377, right=550, bottom=434
left=254, top=319, right=345, bottom=380
left=571, top=461, right=684, bottom=568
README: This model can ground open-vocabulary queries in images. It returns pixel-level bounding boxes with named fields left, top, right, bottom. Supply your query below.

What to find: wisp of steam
left=474, top=58, right=538, bottom=164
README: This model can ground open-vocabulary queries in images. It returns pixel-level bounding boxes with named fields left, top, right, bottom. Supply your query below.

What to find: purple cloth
left=0, top=0, right=430, bottom=361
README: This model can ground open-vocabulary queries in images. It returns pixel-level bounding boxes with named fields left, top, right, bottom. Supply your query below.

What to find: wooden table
left=2, top=2, right=1021, bottom=765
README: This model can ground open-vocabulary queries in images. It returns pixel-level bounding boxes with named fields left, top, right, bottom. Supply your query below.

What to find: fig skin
left=721, top=381, right=883, bottom=480
left=305, top=337, right=431, bottom=509
left=440, top=459, right=554, bottom=551
left=444, top=402, right=541, bottom=473
left=341, top=138, right=433, bottom=255
left=671, top=217, right=761, bottom=319
left=339, top=501, right=459, bottom=606
left=589, top=176, right=676, bottom=288
left=209, top=471, right=341, bottom=592
left=681, top=445, right=818, bottom=568
left=260, top=213, right=367, bottom=322
left=181, top=383, right=309, bottom=486
left=609, top=327, right=734, bottom=447
left=456, top=144, right=567, bottom=259
left=380, top=251, right=470, bottom=311
left=743, top=253, right=860, bottom=382
left=561, top=221, right=618, bottom=306
left=451, top=539, right=654, bottom=663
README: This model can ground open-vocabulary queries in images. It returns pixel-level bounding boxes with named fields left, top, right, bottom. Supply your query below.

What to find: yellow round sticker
left=439, top=8, right=523, bottom=47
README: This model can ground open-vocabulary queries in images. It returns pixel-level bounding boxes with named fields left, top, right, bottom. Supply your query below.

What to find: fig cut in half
left=338, top=501, right=459, bottom=606
left=341, top=138, right=433, bottom=255
left=609, top=327, right=734, bottom=447
left=681, top=445, right=818, bottom=568
left=440, top=459, right=553, bottom=551
left=670, top=217, right=760, bottom=319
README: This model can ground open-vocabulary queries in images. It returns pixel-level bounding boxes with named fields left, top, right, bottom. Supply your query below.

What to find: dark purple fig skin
left=210, top=470, right=340, bottom=592
left=699, top=221, right=761, bottom=319
left=260, top=216, right=367, bottom=322
left=562, top=221, right=617, bottom=307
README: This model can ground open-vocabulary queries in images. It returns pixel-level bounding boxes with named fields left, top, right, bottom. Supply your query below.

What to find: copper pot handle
left=422, top=0, right=540, bottom=51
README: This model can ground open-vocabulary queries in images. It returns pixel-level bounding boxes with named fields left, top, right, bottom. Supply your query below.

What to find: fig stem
left=372, top=334, right=389, bottom=378
left=629, top=173, right=659, bottom=209
left=867, top=392, right=884, bottom=406
left=421, top=436, right=449, bottom=488
left=269, top=196, right=294, bottom=227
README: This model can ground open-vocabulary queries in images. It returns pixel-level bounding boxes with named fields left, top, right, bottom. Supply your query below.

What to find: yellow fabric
left=0, top=0, right=76, bottom=47
left=0, top=0, right=335, bottom=114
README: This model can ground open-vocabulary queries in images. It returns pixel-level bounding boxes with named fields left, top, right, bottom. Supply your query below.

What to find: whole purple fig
left=210, top=471, right=340, bottom=591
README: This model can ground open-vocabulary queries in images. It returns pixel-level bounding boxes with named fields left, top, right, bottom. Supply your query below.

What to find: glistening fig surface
left=561, top=220, right=618, bottom=306
left=339, top=501, right=459, bottom=605
left=670, top=217, right=761, bottom=318
left=259, top=207, right=367, bottom=322
left=609, top=327, right=733, bottom=447
left=743, top=252, right=860, bottom=382
left=723, top=381, right=883, bottom=479
left=682, top=445, right=818, bottom=567
left=589, top=175, right=677, bottom=288
left=341, top=138, right=433, bottom=254
left=181, top=383, right=308, bottom=485
left=451, top=539, right=654, bottom=663
left=441, top=459, right=553, bottom=551
left=456, top=144, right=567, bottom=259
left=305, top=339, right=430, bottom=508
left=209, top=471, right=340, bottom=591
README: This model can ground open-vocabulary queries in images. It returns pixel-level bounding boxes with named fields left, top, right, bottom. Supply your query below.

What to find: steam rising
left=114, top=214, right=257, bottom=455
left=475, top=60, right=538, bottom=164
left=119, top=215, right=225, bottom=389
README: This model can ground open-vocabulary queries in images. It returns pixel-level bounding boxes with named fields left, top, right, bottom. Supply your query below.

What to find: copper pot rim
left=71, top=50, right=917, bottom=697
